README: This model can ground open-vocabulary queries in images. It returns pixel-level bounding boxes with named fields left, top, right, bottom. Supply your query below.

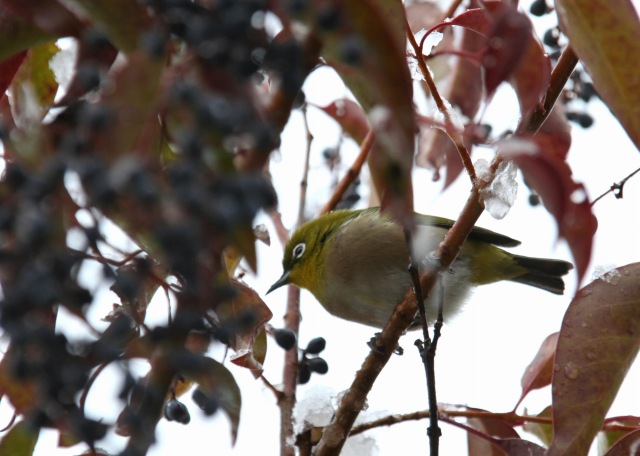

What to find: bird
left=268, top=208, right=573, bottom=329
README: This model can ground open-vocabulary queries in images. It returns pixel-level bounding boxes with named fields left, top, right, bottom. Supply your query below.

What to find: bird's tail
left=509, top=255, right=574, bottom=295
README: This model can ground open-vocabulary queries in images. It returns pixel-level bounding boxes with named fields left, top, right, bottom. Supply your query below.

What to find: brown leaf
left=556, top=0, right=640, bottom=151
left=500, top=137, right=596, bottom=283
left=548, top=263, right=640, bottom=455
left=0, top=0, right=84, bottom=37
left=315, top=0, right=415, bottom=225
left=317, top=99, right=370, bottom=143
left=468, top=416, right=519, bottom=456
left=493, top=438, right=547, bottom=455
left=99, top=50, right=164, bottom=162
left=509, top=35, right=551, bottom=118
left=535, top=105, right=572, bottom=160
left=517, top=332, right=559, bottom=408
left=222, top=279, right=272, bottom=377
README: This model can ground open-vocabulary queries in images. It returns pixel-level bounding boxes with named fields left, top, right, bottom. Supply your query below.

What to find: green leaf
left=556, top=0, right=640, bottom=151
left=602, top=428, right=640, bottom=455
left=11, top=42, right=60, bottom=115
left=548, top=263, right=640, bottom=455
left=0, top=421, right=39, bottom=456
left=523, top=406, right=554, bottom=447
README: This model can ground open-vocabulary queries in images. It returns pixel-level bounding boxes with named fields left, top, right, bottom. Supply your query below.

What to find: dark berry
left=578, top=81, right=597, bottom=102
left=529, top=0, right=548, bottom=16
left=274, top=328, right=297, bottom=350
left=164, top=399, right=191, bottom=424
left=305, top=337, right=326, bottom=355
left=298, top=362, right=311, bottom=384
left=543, top=28, right=560, bottom=48
left=528, top=193, right=541, bottom=206
left=307, top=357, right=328, bottom=375
left=192, top=388, right=219, bottom=416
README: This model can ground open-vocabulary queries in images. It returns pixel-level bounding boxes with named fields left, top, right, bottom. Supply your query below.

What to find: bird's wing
left=414, top=213, right=521, bottom=247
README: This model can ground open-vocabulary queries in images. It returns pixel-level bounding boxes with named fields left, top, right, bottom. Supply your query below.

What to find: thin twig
left=279, top=107, right=314, bottom=456
left=297, top=104, right=313, bottom=224
left=80, top=361, right=113, bottom=412
left=404, top=228, right=441, bottom=454
left=319, top=128, right=375, bottom=215
left=406, top=17, right=476, bottom=182
left=442, top=0, right=465, bottom=21
left=591, top=166, right=640, bottom=206
left=260, top=374, right=284, bottom=400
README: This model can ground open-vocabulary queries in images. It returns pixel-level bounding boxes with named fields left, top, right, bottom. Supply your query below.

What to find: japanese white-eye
left=268, top=208, right=573, bottom=328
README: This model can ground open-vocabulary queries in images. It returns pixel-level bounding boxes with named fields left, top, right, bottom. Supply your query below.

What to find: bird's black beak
left=267, top=270, right=291, bottom=294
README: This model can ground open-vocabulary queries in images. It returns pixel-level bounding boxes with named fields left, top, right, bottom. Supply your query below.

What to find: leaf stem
left=406, top=17, right=476, bottom=182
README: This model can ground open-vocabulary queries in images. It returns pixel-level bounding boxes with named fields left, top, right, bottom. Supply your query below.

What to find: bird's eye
left=292, top=243, right=306, bottom=260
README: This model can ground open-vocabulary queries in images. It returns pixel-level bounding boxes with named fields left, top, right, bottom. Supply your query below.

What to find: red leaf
left=317, top=99, right=370, bottom=143
left=535, top=105, right=572, bottom=160
left=510, top=35, right=551, bottom=118
left=493, top=438, right=547, bottom=455
left=468, top=416, right=519, bottom=456
left=500, top=137, right=597, bottom=283
left=516, top=332, right=559, bottom=408
left=548, top=263, right=640, bottom=455
left=444, top=7, right=493, bottom=37
left=0, top=0, right=84, bottom=37
left=483, top=6, right=532, bottom=99
left=0, top=51, right=26, bottom=95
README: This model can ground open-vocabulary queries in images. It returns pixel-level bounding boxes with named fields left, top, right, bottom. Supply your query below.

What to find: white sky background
left=3, top=0, right=638, bottom=455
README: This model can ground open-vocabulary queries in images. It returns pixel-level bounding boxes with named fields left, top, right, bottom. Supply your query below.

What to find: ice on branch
left=408, top=30, right=443, bottom=81
left=476, top=159, right=518, bottom=219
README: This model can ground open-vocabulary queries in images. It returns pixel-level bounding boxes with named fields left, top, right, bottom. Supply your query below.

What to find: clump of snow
left=592, top=264, right=621, bottom=285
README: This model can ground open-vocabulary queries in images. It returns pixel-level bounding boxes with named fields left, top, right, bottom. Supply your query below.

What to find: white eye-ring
left=292, top=243, right=306, bottom=260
